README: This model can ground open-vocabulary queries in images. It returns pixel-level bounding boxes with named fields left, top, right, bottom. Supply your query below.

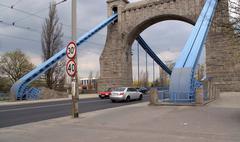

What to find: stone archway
left=98, top=0, right=240, bottom=92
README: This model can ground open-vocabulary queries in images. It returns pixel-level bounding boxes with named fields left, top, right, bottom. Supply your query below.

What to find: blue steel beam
left=169, top=0, right=218, bottom=102
left=11, top=14, right=118, bottom=100
left=174, top=0, right=212, bottom=68
left=184, top=0, right=218, bottom=68
left=136, top=35, right=172, bottom=75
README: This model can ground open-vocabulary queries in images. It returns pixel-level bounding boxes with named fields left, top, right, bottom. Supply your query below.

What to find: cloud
left=29, top=55, right=42, bottom=66
left=77, top=52, right=100, bottom=78
left=0, top=0, right=195, bottom=80
left=157, top=51, right=180, bottom=62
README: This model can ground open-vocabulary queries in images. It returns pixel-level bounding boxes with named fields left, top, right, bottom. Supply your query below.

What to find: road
left=0, top=95, right=149, bottom=128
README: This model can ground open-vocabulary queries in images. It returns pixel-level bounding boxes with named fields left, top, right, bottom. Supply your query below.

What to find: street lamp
left=153, top=59, right=155, bottom=85
left=137, top=43, right=139, bottom=86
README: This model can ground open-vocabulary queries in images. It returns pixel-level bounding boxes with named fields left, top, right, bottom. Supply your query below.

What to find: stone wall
left=99, top=0, right=240, bottom=92
left=99, top=0, right=200, bottom=91
left=206, top=0, right=240, bottom=92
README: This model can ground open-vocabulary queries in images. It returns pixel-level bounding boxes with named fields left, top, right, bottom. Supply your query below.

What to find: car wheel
left=138, top=94, right=143, bottom=100
left=99, top=96, right=104, bottom=99
left=111, top=99, right=116, bottom=103
left=126, top=96, right=130, bottom=102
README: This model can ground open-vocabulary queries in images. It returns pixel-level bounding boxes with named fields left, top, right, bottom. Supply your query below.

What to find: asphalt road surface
left=0, top=95, right=149, bottom=128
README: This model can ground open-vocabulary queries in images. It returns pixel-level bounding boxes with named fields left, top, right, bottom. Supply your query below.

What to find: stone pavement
left=0, top=92, right=240, bottom=142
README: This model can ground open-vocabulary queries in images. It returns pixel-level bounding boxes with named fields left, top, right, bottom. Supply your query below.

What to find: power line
left=0, top=20, right=41, bottom=34
left=0, top=3, right=44, bottom=20
left=13, top=7, right=49, bottom=23
left=0, top=33, right=40, bottom=43
left=0, top=30, right=104, bottom=48
left=0, top=1, right=106, bottom=50
left=10, top=0, right=23, bottom=8
left=0, top=2, right=107, bottom=37
left=0, top=19, right=105, bottom=47
left=0, top=32, right=104, bottom=55
left=13, top=0, right=67, bottom=23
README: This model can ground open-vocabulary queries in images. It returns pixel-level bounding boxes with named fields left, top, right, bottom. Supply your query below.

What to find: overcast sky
left=0, top=0, right=203, bottom=81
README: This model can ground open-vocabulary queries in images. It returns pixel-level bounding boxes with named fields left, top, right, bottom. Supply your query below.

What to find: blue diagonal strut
left=136, top=36, right=172, bottom=75
left=11, top=14, right=118, bottom=100
left=169, top=0, right=218, bottom=102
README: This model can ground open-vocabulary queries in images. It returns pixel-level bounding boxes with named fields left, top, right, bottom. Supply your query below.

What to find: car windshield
left=113, top=87, right=126, bottom=92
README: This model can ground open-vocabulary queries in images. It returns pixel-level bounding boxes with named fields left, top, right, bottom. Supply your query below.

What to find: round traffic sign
left=66, top=60, right=77, bottom=77
left=66, top=41, right=76, bottom=59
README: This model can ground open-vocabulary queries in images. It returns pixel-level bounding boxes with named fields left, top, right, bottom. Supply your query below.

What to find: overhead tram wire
left=13, top=7, right=49, bottom=23
left=0, top=33, right=40, bottom=43
left=1, top=1, right=68, bottom=21
left=0, top=3, right=44, bottom=20
left=10, top=0, right=23, bottom=8
left=0, top=1, right=106, bottom=52
left=0, top=20, right=105, bottom=47
left=0, top=21, right=105, bottom=49
left=0, top=33, right=104, bottom=56
left=13, top=0, right=67, bottom=23
left=0, top=2, right=106, bottom=38
left=0, top=20, right=41, bottom=34
left=0, top=32, right=104, bottom=54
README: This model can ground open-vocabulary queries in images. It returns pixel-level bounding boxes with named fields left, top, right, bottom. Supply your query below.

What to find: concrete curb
left=0, top=94, right=98, bottom=106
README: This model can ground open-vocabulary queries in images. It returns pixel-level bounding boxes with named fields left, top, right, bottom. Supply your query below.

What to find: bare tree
left=41, top=2, right=64, bottom=89
left=215, top=0, right=240, bottom=38
left=0, top=50, right=34, bottom=84
left=229, top=0, right=240, bottom=37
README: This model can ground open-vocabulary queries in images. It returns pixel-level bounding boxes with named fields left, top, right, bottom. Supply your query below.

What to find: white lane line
left=0, top=99, right=109, bottom=113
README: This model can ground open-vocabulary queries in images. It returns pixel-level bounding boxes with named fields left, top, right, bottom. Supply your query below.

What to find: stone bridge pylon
left=98, top=0, right=240, bottom=92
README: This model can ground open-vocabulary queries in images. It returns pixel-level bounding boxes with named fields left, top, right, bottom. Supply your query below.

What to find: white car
left=110, top=87, right=143, bottom=102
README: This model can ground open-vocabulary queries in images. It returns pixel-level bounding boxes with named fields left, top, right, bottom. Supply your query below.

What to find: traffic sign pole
left=66, top=42, right=78, bottom=118
left=71, top=0, right=78, bottom=118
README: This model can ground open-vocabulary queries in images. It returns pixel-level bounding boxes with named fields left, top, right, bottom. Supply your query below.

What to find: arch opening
left=130, top=17, right=206, bottom=87
left=127, top=14, right=195, bottom=47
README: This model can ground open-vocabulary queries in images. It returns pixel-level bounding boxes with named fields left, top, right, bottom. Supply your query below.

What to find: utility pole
left=71, top=0, right=79, bottom=118
left=137, top=43, right=140, bottom=86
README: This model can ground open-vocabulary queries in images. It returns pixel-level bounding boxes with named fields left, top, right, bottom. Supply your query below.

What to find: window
left=127, top=88, right=137, bottom=92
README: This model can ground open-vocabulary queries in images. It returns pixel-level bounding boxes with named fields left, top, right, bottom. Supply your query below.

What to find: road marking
left=0, top=99, right=109, bottom=113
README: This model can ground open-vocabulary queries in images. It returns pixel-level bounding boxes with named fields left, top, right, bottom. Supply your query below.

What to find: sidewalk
left=0, top=92, right=240, bottom=142
left=0, top=94, right=98, bottom=106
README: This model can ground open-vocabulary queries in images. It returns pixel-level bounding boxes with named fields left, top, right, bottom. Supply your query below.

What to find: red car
left=98, top=88, right=112, bottom=99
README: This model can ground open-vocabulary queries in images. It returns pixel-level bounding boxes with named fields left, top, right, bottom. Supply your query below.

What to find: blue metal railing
left=11, top=14, right=118, bottom=100
left=169, top=0, right=218, bottom=102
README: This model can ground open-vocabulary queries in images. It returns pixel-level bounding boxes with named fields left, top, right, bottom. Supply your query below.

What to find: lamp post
left=153, top=59, right=155, bottom=85
left=137, top=43, right=139, bottom=86
left=145, top=52, right=148, bottom=86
